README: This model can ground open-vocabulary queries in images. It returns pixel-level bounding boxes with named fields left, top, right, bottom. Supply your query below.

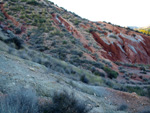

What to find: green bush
left=103, top=66, right=118, bottom=79
left=39, top=18, right=46, bottom=23
left=63, top=40, right=67, bottom=44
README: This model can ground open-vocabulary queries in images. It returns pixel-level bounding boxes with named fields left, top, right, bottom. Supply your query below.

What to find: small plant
left=4, top=36, right=24, bottom=49
left=117, top=104, right=128, bottom=111
left=105, top=80, right=114, bottom=88
left=15, top=27, right=22, bottom=34
left=103, top=66, right=118, bottom=79
left=125, top=86, right=146, bottom=96
left=91, top=67, right=105, bottom=77
left=40, top=91, right=89, bottom=113
left=80, top=75, right=89, bottom=84
left=147, top=87, right=150, bottom=98
left=63, top=40, right=67, bottom=44
left=109, top=33, right=117, bottom=39
left=27, top=0, right=39, bottom=5
left=11, top=0, right=18, bottom=2
left=21, top=0, right=28, bottom=2
left=140, top=66, right=146, bottom=71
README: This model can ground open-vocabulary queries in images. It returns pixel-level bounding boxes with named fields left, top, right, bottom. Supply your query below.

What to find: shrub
left=11, top=0, right=18, bottom=2
left=125, top=86, right=146, bottom=96
left=140, top=71, right=147, bottom=74
left=117, top=104, right=128, bottom=111
left=143, top=78, right=148, bottom=82
left=39, top=18, right=46, bottom=23
left=4, top=37, right=24, bottom=49
left=15, top=27, right=22, bottom=34
left=63, top=40, right=67, bottom=45
left=147, top=87, right=150, bottom=98
left=80, top=75, right=89, bottom=84
left=27, top=0, right=39, bottom=5
left=40, top=91, right=89, bottom=113
left=140, top=66, right=146, bottom=71
left=73, top=19, right=81, bottom=25
left=109, top=33, right=117, bottom=39
left=21, top=0, right=28, bottom=2
left=105, top=80, right=114, bottom=88
left=103, top=67, right=118, bottom=79
left=91, top=67, right=105, bottom=77
left=70, top=50, right=83, bottom=57
left=0, top=88, right=38, bottom=113
left=138, top=110, right=150, bottom=113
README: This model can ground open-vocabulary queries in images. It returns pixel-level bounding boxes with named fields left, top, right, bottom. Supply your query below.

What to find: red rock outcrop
left=90, top=22, right=150, bottom=64
left=51, top=13, right=97, bottom=54
left=52, top=13, right=150, bottom=65
left=51, top=13, right=120, bottom=72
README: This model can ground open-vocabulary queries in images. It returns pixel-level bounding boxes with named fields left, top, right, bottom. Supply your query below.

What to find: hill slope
left=0, top=0, right=150, bottom=112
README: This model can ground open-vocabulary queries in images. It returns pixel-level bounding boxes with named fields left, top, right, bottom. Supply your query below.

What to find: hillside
left=136, top=26, right=150, bottom=35
left=0, top=0, right=150, bottom=113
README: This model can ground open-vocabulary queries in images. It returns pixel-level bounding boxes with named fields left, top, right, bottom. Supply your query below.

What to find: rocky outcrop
left=52, top=13, right=87, bottom=43
left=51, top=13, right=98, bottom=58
left=89, top=22, right=150, bottom=64
left=51, top=12, right=150, bottom=65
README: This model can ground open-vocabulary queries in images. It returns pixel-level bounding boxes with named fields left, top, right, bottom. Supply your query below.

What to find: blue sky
left=49, top=0, right=150, bottom=27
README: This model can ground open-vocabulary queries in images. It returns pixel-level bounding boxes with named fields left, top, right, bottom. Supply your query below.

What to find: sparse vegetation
left=40, top=91, right=89, bottom=113
left=0, top=89, right=89, bottom=113
left=0, top=88, right=38, bottom=113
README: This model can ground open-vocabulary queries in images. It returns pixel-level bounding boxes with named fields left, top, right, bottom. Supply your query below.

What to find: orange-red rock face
left=92, top=22, right=150, bottom=64
left=52, top=13, right=150, bottom=65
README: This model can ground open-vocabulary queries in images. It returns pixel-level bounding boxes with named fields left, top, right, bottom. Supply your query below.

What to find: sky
left=49, top=0, right=150, bottom=27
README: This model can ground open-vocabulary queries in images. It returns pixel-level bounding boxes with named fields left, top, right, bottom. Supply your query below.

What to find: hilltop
left=0, top=0, right=150, bottom=112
